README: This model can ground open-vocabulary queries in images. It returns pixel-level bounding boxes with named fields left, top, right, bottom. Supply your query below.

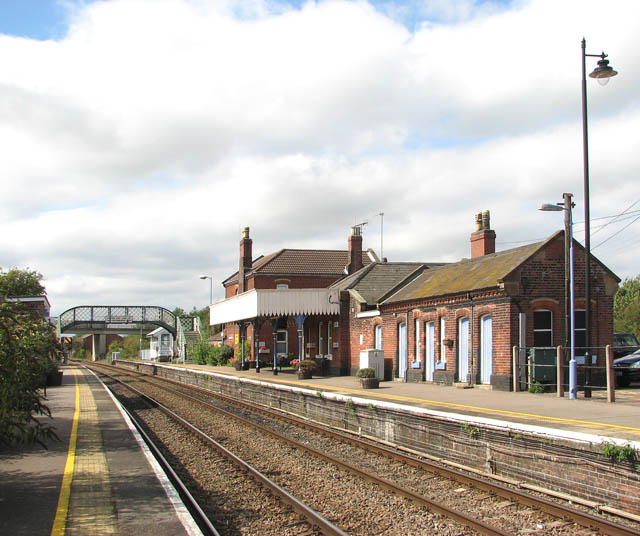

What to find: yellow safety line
left=51, top=368, right=80, bottom=536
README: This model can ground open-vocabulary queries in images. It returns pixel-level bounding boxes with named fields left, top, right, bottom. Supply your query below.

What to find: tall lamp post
left=199, top=275, right=213, bottom=305
left=540, top=195, right=577, bottom=399
left=581, top=39, right=618, bottom=391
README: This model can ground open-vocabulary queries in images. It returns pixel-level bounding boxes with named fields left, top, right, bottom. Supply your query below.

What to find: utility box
left=360, top=349, right=384, bottom=380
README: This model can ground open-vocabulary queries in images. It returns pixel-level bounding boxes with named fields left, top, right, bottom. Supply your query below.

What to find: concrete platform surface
left=177, top=363, right=640, bottom=444
left=0, top=365, right=202, bottom=536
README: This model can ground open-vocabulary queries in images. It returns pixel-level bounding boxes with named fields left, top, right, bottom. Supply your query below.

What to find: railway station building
left=208, top=212, right=619, bottom=389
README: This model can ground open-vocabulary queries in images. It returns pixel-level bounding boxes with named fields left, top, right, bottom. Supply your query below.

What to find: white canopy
left=209, top=289, right=340, bottom=325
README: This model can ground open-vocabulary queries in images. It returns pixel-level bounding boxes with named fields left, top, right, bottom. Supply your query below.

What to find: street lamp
left=540, top=195, right=577, bottom=399
left=199, top=275, right=213, bottom=305
left=581, top=38, right=618, bottom=392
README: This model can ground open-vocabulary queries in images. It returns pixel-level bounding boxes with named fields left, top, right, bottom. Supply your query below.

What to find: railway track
left=88, top=362, right=640, bottom=535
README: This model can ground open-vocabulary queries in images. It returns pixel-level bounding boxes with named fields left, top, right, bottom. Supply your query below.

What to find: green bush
left=219, top=344, right=233, bottom=363
left=599, top=441, right=637, bottom=464
left=356, top=367, right=376, bottom=378
left=193, top=340, right=212, bottom=365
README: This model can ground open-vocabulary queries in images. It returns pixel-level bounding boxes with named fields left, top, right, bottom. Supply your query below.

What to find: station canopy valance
left=209, top=289, right=340, bottom=325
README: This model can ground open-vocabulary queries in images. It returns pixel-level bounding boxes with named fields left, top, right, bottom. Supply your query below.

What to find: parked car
left=613, top=332, right=640, bottom=359
left=613, top=349, right=640, bottom=387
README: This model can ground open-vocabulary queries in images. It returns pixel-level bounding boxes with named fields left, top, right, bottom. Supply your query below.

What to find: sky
left=1, top=0, right=639, bottom=317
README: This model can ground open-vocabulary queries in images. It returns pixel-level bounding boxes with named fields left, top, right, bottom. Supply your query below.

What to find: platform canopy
left=209, top=288, right=340, bottom=325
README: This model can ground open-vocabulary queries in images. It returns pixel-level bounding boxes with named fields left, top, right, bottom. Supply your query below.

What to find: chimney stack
left=470, top=210, right=496, bottom=258
left=347, top=225, right=363, bottom=274
left=238, top=226, right=252, bottom=293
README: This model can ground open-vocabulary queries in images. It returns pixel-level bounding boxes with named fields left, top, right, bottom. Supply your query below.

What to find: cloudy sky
left=1, top=0, right=638, bottom=317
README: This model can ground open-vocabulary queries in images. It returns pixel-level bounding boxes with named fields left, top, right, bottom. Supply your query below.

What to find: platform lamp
left=581, top=39, right=618, bottom=393
left=199, top=275, right=213, bottom=305
left=540, top=196, right=577, bottom=399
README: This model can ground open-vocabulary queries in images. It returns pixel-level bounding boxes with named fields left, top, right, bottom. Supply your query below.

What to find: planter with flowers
left=295, top=359, right=317, bottom=379
left=356, top=367, right=379, bottom=389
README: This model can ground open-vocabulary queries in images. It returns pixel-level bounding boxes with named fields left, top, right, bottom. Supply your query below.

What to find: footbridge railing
left=59, top=305, right=177, bottom=336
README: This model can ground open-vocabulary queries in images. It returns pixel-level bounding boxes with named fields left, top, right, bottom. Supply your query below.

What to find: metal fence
left=512, top=345, right=616, bottom=402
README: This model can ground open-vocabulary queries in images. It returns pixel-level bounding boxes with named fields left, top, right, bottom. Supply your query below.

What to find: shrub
left=193, top=340, right=213, bottom=365
left=356, top=367, right=376, bottom=378
left=599, top=441, right=637, bottom=464
left=219, top=344, right=233, bottom=363
left=298, top=359, right=318, bottom=372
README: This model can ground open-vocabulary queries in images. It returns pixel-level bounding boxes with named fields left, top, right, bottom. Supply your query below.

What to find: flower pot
left=298, top=369, right=313, bottom=379
left=360, top=377, right=379, bottom=389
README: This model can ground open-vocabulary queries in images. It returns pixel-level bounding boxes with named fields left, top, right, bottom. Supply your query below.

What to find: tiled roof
left=384, top=239, right=549, bottom=304
left=331, top=262, right=438, bottom=304
left=224, top=249, right=373, bottom=284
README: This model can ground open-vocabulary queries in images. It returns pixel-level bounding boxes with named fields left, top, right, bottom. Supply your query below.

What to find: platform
left=177, top=363, right=640, bottom=444
left=0, top=365, right=202, bottom=536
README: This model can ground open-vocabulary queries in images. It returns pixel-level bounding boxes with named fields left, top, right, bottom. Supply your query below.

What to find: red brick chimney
left=470, top=210, right=496, bottom=258
left=347, top=225, right=363, bottom=274
left=238, top=226, right=252, bottom=293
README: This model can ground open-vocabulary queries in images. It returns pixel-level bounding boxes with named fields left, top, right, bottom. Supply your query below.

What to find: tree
left=0, top=268, right=59, bottom=447
left=614, top=275, right=640, bottom=338
left=117, top=335, right=149, bottom=360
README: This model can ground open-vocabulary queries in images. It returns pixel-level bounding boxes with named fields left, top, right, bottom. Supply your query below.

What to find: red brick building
left=342, top=212, right=618, bottom=390
left=210, top=212, right=619, bottom=390
left=212, top=226, right=376, bottom=371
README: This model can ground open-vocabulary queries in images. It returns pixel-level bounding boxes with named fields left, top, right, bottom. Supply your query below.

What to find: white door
left=481, top=315, right=493, bottom=384
left=398, top=322, right=407, bottom=378
left=458, top=317, right=469, bottom=382
left=375, top=324, right=382, bottom=350
left=425, top=322, right=435, bottom=381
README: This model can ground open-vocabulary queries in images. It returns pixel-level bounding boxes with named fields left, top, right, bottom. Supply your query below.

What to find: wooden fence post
left=556, top=345, right=564, bottom=398
left=606, top=344, right=615, bottom=403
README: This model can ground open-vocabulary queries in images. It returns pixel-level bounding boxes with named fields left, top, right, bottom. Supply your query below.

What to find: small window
left=276, top=283, right=289, bottom=290
left=533, top=310, right=552, bottom=347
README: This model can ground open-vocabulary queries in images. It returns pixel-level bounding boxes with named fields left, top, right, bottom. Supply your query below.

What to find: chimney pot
left=470, top=210, right=496, bottom=258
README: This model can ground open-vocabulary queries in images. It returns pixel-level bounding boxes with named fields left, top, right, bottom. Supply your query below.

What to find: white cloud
left=0, top=0, right=639, bottom=315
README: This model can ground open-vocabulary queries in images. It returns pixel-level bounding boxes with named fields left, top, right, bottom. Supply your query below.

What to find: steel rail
left=111, top=362, right=640, bottom=536
left=99, top=364, right=512, bottom=536
left=95, top=366, right=348, bottom=536
left=119, top=398, right=220, bottom=536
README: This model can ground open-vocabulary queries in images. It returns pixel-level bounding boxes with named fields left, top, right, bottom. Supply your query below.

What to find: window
left=374, top=324, right=382, bottom=350
left=276, top=330, right=287, bottom=356
left=415, top=319, right=420, bottom=362
left=276, top=283, right=289, bottom=290
left=533, top=310, right=552, bottom=347
left=574, top=310, right=586, bottom=351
